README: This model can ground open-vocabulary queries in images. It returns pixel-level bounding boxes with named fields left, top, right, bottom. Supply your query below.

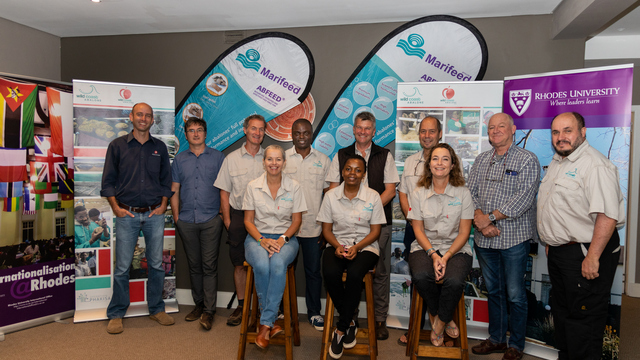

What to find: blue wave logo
left=362, top=203, right=374, bottom=212
left=448, top=197, right=462, bottom=206
left=78, top=85, right=100, bottom=95
left=236, top=49, right=262, bottom=72
left=402, top=87, right=423, bottom=97
left=565, top=168, right=578, bottom=178
left=396, top=34, right=426, bottom=59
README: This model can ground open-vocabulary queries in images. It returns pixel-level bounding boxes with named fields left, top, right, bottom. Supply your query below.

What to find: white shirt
left=316, top=182, right=387, bottom=255
left=242, top=172, right=307, bottom=235
left=407, top=183, right=474, bottom=255
left=325, top=143, right=399, bottom=186
left=283, top=147, right=331, bottom=237
left=214, top=143, right=264, bottom=210
left=399, top=150, right=427, bottom=210
left=537, top=140, right=625, bottom=246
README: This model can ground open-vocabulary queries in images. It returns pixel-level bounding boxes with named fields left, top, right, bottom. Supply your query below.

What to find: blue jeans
left=107, top=211, right=165, bottom=319
left=245, top=234, right=299, bottom=327
left=474, top=241, right=530, bottom=351
left=297, top=236, right=323, bottom=319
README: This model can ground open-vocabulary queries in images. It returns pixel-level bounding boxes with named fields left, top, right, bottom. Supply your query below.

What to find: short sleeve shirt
left=242, top=173, right=307, bottom=235
left=407, top=184, right=474, bottom=255
left=213, top=143, right=264, bottom=210
left=537, top=140, right=625, bottom=246
left=326, top=144, right=400, bottom=186
left=316, top=182, right=387, bottom=255
left=283, top=147, right=331, bottom=237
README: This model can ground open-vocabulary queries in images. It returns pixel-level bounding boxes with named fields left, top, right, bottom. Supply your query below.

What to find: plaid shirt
left=468, top=143, right=540, bottom=249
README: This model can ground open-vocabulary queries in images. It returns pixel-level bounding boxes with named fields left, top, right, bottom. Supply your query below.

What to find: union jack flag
left=34, top=135, right=65, bottom=183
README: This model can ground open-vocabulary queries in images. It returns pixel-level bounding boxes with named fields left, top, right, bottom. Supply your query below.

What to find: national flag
left=58, top=162, right=73, bottom=194
left=0, top=181, right=23, bottom=198
left=0, top=77, right=37, bottom=148
left=3, top=197, right=20, bottom=212
left=34, top=135, right=65, bottom=183
left=23, top=184, right=37, bottom=214
left=43, top=192, right=58, bottom=209
left=0, top=147, right=27, bottom=182
left=61, top=199, right=73, bottom=208
left=34, top=87, right=48, bottom=126
left=47, top=88, right=73, bottom=157
left=61, top=193, right=72, bottom=201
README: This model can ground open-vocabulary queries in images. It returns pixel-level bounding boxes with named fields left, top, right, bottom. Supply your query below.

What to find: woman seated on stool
left=407, top=143, right=473, bottom=347
left=243, top=144, right=307, bottom=349
left=317, top=154, right=387, bottom=359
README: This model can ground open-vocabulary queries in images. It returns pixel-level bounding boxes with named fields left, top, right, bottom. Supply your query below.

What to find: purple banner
left=504, top=66, right=633, bottom=129
left=0, top=258, right=75, bottom=327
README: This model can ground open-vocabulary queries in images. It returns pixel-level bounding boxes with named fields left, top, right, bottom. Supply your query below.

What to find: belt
left=558, top=241, right=579, bottom=247
left=117, top=201, right=161, bottom=213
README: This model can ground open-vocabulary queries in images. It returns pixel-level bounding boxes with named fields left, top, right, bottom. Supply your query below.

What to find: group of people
left=1, top=236, right=74, bottom=269
left=99, top=102, right=623, bottom=360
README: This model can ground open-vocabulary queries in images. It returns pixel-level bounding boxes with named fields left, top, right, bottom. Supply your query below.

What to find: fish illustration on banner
left=175, top=32, right=315, bottom=153
left=312, top=15, right=488, bottom=159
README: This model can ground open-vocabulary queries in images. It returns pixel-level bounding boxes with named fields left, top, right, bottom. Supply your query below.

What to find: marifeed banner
left=73, top=80, right=177, bottom=322
left=313, top=15, right=488, bottom=159
left=388, top=81, right=503, bottom=330
left=175, top=32, right=314, bottom=152
left=504, top=64, right=632, bottom=357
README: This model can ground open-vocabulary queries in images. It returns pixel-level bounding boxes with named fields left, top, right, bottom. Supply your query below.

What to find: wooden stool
left=406, top=285, right=469, bottom=360
left=320, top=269, right=377, bottom=360
left=237, top=262, right=300, bottom=360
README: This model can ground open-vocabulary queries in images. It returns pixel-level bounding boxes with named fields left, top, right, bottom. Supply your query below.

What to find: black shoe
left=185, top=303, right=204, bottom=322
left=329, top=330, right=344, bottom=359
left=376, top=321, right=389, bottom=340
left=343, top=321, right=358, bottom=349
left=227, top=306, right=243, bottom=326
left=199, top=312, right=214, bottom=330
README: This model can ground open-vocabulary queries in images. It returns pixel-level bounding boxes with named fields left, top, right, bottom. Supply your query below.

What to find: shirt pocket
left=421, top=209, right=438, bottom=231
left=553, top=177, right=582, bottom=208
left=229, top=167, right=249, bottom=191
left=147, top=155, right=161, bottom=176
left=282, top=165, right=297, bottom=176
left=309, top=167, right=325, bottom=190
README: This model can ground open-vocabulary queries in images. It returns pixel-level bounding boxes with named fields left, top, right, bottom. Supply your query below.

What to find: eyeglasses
left=187, top=128, right=205, bottom=134
left=484, top=150, right=507, bottom=183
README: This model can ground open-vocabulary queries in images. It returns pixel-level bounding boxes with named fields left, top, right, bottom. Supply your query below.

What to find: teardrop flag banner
left=175, top=32, right=315, bottom=153
left=312, top=15, right=488, bottom=159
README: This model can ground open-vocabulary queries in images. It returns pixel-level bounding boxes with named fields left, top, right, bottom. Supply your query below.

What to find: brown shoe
left=199, top=312, right=214, bottom=330
left=107, top=318, right=123, bottom=334
left=502, top=347, right=524, bottom=360
left=255, top=324, right=270, bottom=349
left=269, top=324, right=283, bottom=338
left=185, top=304, right=204, bottom=321
left=227, top=306, right=243, bottom=326
left=150, top=311, right=175, bottom=326
left=376, top=321, right=389, bottom=340
left=472, top=339, right=508, bottom=355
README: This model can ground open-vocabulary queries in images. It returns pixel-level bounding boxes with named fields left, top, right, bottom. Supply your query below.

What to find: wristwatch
left=488, top=213, right=497, bottom=224
left=280, top=235, right=290, bottom=243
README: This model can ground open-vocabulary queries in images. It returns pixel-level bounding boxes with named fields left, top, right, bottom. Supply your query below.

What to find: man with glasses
left=467, top=113, right=540, bottom=360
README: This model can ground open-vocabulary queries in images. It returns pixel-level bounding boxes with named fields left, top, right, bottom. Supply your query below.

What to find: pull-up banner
left=312, top=15, right=488, bottom=159
left=175, top=32, right=314, bottom=153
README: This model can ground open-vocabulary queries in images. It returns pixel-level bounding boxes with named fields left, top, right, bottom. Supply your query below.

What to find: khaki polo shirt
left=283, top=147, right=331, bottom=237
left=242, top=172, right=307, bottom=235
left=537, top=140, right=625, bottom=246
left=214, top=143, right=264, bottom=210
left=316, top=182, right=387, bottom=255
left=325, top=143, right=399, bottom=186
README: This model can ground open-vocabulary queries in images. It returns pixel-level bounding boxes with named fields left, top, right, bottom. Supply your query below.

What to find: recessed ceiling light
left=617, top=28, right=625, bottom=32
left=91, top=0, right=101, bottom=3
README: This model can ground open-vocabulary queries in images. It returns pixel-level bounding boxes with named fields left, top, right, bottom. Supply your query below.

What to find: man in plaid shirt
left=467, top=113, right=540, bottom=360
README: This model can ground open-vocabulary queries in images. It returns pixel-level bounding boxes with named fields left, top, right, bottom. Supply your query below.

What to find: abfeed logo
left=396, top=34, right=426, bottom=59
left=236, top=49, right=262, bottom=72
left=509, top=89, right=532, bottom=116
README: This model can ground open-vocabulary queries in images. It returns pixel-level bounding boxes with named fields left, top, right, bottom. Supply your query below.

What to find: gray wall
left=60, top=14, right=586, bottom=296
left=0, top=17, right=61, bottom=81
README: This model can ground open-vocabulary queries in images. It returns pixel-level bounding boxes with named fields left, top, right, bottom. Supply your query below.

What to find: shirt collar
left=355, top=143, right=372, bottom=156
left=257, top=172, right=293, bottom=197
left=126, top=131, right=157, bottom=144
left=240, top=142, right=264, bottom=157
left=290, top=146, right=316, bottom=158
left=187, top=146, right=212, bottom=156
left=552, top=139, right=590, bottom=163
left=425, top=182, right=455, bottom=199
left=337, top=181, right=367, bottom=201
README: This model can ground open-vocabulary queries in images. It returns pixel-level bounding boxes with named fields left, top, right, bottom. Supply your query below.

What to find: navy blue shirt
left=101, top=132, right=173, bottom=207
left=171, top=146, right=225, bottom=223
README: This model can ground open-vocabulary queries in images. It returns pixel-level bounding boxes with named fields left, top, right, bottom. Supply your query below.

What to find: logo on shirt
left=281, top=194, right=293, bottom=202
left=448, top=197, right=462, bottom=206
left=362, top=203, right=374, bottom=212
left=312, top=161, right=323, bottom=168
left=565, top=168, right=577, bottom=178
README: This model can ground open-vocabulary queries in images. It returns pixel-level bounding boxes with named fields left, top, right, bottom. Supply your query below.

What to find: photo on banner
left=72, top=80, right=176, bottom=322
left=390, top=81, right=503, bottom=331
left=0, top=74, right=75, bottom=333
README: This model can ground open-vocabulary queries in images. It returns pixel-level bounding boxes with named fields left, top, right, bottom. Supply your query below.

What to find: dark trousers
left=409, top=250, right=472, bottom=323
left=176, top=216, right=223, bottom=314
left=322, top=246, right=378, bottom=332
left=548, top=231, right=620, bottom=360
left=227, top=208, right=247, bottom=266
left=297, top=236, right=323, bottom=319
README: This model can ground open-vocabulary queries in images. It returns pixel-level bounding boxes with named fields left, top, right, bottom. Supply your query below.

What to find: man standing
left=468, top=113, right=540, bottom=360
left=171, top=117, right=225, bottom=330
left=538, top=112, right=624, bottom=360
left=101, top=102, right=174, bottom=334
left=327, top=111, right=399, bottom=340
left=214, top=114, right=266, bottom=326
left=283, top=118, right=330, bottom=330
left=74, top=205, right=110, bottom=248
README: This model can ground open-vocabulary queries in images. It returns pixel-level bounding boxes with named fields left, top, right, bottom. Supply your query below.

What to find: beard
left=554, top=136, right=584, bottom=157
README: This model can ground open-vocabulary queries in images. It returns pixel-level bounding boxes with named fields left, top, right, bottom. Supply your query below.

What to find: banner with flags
left=0, top=147, right=27, bottom=182
left=34, top=135, right=65, bottom=183
left=0, top=77, right=37, bottom=148
left=47, top=87, right=74, bottom=157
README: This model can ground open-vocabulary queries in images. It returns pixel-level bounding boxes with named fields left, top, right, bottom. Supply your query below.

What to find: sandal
left=397, top=332, right=408, bottom=346
left=445, top=321, right=459, bottom=339
left=430, top=329, right=444, bottom=347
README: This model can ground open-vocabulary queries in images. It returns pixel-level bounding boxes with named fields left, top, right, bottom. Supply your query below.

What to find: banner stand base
left=74, top=299, right=179, bottom=323
left=0, top=333, right=4, bottom=341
